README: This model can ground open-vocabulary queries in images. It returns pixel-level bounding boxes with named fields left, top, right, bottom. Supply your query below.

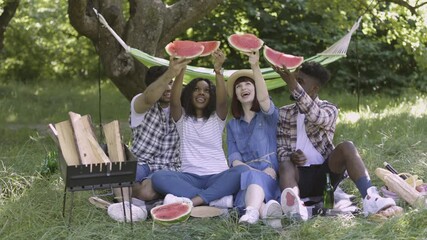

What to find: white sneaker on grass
left=163, top=193, right=193, bottom=206
left=362, top=186, right=396, bottom=217
left=239, top=206, right=259, bottom=224
left=107, top=198, right=147, bottom=222
left=209, top=195, right=233, bottom=208
left=261, top=200, right=283, bottom=229
left=280, top=188, right=308, bottom=221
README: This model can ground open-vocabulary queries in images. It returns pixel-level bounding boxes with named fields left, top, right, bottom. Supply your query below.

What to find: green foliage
left=39, top=150, right=58, bottom=177
left=1, top=0, right=426, bottom=95
left=178, top=0, right=427, bottom=95
left=0, top=0, right=99, bottom=83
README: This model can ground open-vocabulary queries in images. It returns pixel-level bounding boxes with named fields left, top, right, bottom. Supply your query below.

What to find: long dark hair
left=181, top=78, right=216, bottom=119
left=230, top=77, right=260, bottom=118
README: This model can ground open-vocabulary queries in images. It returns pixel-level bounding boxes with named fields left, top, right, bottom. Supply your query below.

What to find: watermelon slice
left=165, top=40, right=204, bottom=58
left=228, top=33, right=264, bottom=52
left=151, top=202, right=192, bottom=225
left=263, top=45, right=304, bottom=69
left=198, top=41, right=221, bottom=57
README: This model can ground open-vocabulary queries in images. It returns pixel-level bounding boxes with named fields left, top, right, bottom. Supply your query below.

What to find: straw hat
left=226, top=69, right=254, bottom=97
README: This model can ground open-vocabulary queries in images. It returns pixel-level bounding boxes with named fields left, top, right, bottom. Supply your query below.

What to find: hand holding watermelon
left=272, top=65, right=296, bottom=84
left=242, top=50, right=260, bottom=67
left=212, top=49, right=226, bottom=73
left=167, top=57, right=191, bottom=77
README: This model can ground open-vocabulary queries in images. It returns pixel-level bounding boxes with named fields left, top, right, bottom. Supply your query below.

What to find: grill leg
left=68, top=191, right=75, bottom=226
left=120, top=187, right=127, bottom=223
left=128, top=187, right=133, bottom=229
left=62, top=186, right=67, bottom=217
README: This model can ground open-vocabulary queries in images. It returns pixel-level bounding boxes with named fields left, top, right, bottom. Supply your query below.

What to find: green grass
left=1, top=81, right=426, bottom=239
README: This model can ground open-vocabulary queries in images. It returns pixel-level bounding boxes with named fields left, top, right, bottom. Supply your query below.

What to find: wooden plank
left=47, top=123, right=59, bottom=146
left=79, top=114, right=110, bottom=164
left=86, top=131, right=111, bottom=164
left=103, top=120, right=125, bottom=162
left=55, top=120, right=80, bottom=166
left=68, top=112, right=109, bottom=165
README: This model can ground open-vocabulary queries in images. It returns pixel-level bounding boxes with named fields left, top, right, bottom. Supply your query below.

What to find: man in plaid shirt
left=273, top=62, right=400, bottom=220
left=106, top=58, right=191, bottom=222
left=129, top=58, right=190, bottom=202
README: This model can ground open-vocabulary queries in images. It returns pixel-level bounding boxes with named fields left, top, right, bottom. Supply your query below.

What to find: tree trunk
left=0, top=0, right=20, bottom=51
left=68, top=0, right=223, bottom=101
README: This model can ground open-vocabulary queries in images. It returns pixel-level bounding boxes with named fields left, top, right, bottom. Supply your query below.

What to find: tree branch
left=67, top=0, right=99, bottom=39
left=158, top=0, right=224, bottom=52
left=0, top=0, right=20, bottom=50
left=380, top=0, right=424, bottom=15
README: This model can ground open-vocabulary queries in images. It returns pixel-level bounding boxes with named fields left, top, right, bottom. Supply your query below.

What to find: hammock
left=93, top=8, right=361, bottom=90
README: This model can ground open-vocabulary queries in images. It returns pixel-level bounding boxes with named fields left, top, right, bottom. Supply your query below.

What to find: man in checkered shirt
left=273, top=62, right=400, bottom=220
left=129, top=58, right=190, bottom=202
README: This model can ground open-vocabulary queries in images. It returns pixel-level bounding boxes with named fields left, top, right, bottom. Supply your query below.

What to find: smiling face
left=191, top=80, right=211, bottom=112
left=159, top=80, right=173, bottom=107
left=235, top=80, right=255, bottom=105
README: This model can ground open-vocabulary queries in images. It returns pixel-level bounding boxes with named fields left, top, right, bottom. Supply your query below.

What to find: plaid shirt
left=130, top=102, right=181, bottom=172
left=277, top=84, right=338, bottom=163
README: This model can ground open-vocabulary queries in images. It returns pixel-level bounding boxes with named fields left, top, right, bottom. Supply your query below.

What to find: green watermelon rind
left=165, top=40, right=205, bottom=59
left=198, top=41, right=221, bottom=57
left=151, top=202, right=192, bottom=225
left=263, top=45, right=304, bottom=69
left=227, top=33, right=264, bottom=52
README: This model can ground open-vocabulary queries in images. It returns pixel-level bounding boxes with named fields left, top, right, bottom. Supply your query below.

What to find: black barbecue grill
left=58, top=144, right=137, bottom=225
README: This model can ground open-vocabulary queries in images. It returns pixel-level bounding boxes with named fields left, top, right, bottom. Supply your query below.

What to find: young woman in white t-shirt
left=151, top=49, right=249, bottom=208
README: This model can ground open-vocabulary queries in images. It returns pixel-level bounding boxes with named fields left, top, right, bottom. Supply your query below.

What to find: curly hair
left=181, top=78, right=216, bottom=119
left=230, top=77, right=260, bottom=118
left=299, top=62, right=330, bottom=86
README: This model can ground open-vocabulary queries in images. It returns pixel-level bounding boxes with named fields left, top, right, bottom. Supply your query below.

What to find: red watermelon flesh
left=165, top=40, right=204, bottom=58
left=228, top=33, right=264, bottom=52
left=263, top=45, right=304, bottom=69
left=151, top=202, right=192, bottom=224
left=198, top=41, right=221, bottom=57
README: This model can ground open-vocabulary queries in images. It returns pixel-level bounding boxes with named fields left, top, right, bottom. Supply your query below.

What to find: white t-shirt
left=130, top=93, right=170, bottom=128
left=296, top=113, right=324, bottom=166
left=176, top=112, right=228, bottom=175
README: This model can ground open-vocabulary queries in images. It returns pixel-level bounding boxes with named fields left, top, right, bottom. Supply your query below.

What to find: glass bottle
left=323, top=173, right=334, bottom=209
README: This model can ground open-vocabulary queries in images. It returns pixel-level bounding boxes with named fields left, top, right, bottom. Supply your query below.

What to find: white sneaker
left=163, top=194, right=193, bottom=206
left=363, top=186, right=396, bottom=217
left=261, top=200, right=283, bottom=229
left=239, top=206, right=259, bottom=224
left=280, top=188, right=308, bottom=221
left=107, top=200, right=147, bottom=222
left=209, top=195, right=233, bottom=208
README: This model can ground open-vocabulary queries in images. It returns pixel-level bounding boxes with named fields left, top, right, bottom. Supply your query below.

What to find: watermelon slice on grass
left=151, top=202, right=192, bottom=225
left=165, top=40, right=205, bottom=58
left=228, top=33, right=264, bottom=52
left=263, top=45, right=304, bottom=69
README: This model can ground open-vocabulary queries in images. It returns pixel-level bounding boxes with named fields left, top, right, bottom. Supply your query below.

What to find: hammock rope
left=93, top=8, right=361, bottom=90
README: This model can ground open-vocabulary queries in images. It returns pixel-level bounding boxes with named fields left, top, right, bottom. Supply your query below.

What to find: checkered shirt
left=130, top=102, right=181, bottom=172
left=277, top=84, right=338, bottom=163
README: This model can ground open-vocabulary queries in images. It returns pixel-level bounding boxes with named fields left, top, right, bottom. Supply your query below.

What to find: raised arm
left=212, top=49, right=227, bottom=120
left=134, top=57, right=190, bottom=114
left=170, top=61, right=188, bottom=122
left=244, top=50, right=270, bottom=112
left=273, top=65, right=337, bottom=129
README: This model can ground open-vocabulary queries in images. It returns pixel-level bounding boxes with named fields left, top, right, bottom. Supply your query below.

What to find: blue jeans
left=135, top=162, right=152, bottom=182
left=151, top=165, right=248, bottom=204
